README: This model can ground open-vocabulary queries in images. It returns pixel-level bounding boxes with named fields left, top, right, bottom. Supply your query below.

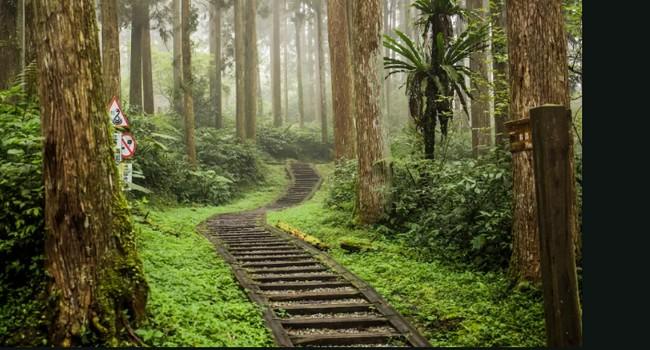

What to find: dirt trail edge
left=200, top=161, right=431, bottom=347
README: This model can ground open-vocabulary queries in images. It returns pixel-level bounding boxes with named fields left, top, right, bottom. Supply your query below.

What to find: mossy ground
left=267, top=164, right=546, bottom=347
left=131, top=164, right=288, bottom=346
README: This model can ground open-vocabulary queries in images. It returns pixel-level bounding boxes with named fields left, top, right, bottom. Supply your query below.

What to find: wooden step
left=290, top=333, right=403, bottom=346
left=282, top=316, right=389, bottom=329
left=242, top=260, right=320, bottom=268
left=273, top=303, right=374, bottom=315
left=253, top=274, right=340, bottom=282
left=258, top=281, right=352, bottom=291
left=266, top=290, right=363, bottom=302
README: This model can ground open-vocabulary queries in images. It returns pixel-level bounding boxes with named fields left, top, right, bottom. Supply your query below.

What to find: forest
left=0, top=0, right=582, bottom=347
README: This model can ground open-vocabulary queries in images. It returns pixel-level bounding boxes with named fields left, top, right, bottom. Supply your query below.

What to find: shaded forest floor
left=132, top=161, right=545, bottom=347
left=129, top=164, right=289, bottom=346
left=266, top=164, right=546, bottom=347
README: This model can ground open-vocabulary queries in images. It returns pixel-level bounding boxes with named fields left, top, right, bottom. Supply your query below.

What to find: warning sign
left=120, top=132, right=137, bottom=160
left=108, top=96, right=130, bottom=128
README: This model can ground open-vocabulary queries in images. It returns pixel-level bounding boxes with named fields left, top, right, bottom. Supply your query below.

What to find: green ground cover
left=267, top=164, right=546, bottom=347
left=131, top=164, right=288, bottom=347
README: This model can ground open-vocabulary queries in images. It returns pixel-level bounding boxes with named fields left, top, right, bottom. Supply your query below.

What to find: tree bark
left=305, top=20, right=316, bottom=123
left=244, top=0, right=258, bottom=140
left=283, top=0, right=290, bottom=124
left=142, top=0, right=154, bottom=114
left=490, top=0, right=508, bottom=146
left=0, top=0, right=19, bottom=90
left=294, top=11, right=305, bottom=128
left=350, top=0, right=391, bottom=224
left=210, top=0, right=223, bottom=128
left=234, top=0, right=246, bottom=139
left=315, top=0, right=328, bottom=144
left=172, top=0, right=183, bottom=115
left=467, top=0, right=491, bottom=156
left=182, top=0, right=197, bottom=166
left=101, top=0, right=120, bottom=101
left=272, top=0, right=282, bottom=127
left=506, top=0, right=576, bottom=284
left=34, top=0, right=148, bottom=345
left=327, top=0, right=356, bottom=159
left=129, top=0, right=144, bottom=112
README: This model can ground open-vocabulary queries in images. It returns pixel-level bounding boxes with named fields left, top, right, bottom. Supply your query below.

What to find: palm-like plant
left=384, top=0, right=488, bottom=159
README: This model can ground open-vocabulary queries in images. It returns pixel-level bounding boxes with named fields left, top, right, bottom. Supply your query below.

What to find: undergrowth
left=130, top=164, right=288, bottom=347
left=267, top=164, right=546, bottom=347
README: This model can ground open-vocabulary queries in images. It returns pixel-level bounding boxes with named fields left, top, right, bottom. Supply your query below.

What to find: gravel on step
left=270, top=298, right=369, bottom=307
left=264, top=287, right=357, bottom=295
left=286, top=326, right=397, bottom=336
left=279, top=311, right=382, bottom=319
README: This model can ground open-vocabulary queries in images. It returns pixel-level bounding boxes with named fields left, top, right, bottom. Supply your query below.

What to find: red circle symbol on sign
left=120, top=132, right=137, bottom=159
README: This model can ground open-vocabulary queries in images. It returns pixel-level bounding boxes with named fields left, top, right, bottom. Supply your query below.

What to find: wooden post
left=530, top=105, right=582, bottom=347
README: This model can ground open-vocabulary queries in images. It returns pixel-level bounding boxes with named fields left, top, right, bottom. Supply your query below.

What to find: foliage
left=325, top=133, right=513, bottom=270
left=383, top=0, right=489, bottom=158
left=128, top=113, right=267, bottom=204
left=268, top=164, right=544, bottom=347
left=132, top=206, right=273, bottom=347
left=256, top=123, right=332, bottom=161
left=131, top=166, right=288, bottom=346
left=196, top=127, right=266, bottom=186
left=0, top=87, right=48, bottom=346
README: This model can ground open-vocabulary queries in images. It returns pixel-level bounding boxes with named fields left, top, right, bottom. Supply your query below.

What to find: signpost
left=108, top=96, right=136, bottom=190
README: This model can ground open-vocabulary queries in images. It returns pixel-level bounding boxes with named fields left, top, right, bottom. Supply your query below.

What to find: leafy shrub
left=388, top=150, right=514, bottom=269
left=128, top=114, right=264, bottom=205
left=324, top=159, right=357, bottom=213
left=326, top=147, right=514, bottom=270
left=0, top=87, right=48, bottom=346
left=256, top=124, right=332, bottom=161
left=196, top=127, right=265, bottom=186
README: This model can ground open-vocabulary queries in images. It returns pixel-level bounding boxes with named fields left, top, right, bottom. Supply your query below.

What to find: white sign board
left=113, top=131, right=122, bottom=164
left=123, top=162, right=133, bottom=190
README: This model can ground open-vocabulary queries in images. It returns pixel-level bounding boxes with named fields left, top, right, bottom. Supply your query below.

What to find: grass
left=267, top=164, right=546, bottom=347
left=132, top=163, right=289, bottom=347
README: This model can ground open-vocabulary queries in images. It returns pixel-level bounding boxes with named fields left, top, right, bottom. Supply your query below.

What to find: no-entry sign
left=120, top=132, right=137, bottom=160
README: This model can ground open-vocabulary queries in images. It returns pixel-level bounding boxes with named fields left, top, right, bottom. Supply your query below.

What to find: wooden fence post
left=530, top=104, right=582, bottom=347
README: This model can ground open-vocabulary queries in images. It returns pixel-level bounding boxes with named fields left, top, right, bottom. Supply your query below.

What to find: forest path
left=201, top=161, right=431, bottom=347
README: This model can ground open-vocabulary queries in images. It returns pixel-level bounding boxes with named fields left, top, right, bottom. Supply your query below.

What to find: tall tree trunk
left=327, top=0, right=356, bottom=159
left=383, top=0, right=390, bottom=120
left=350, top=0, right=391, bottom=224
left=142, top=0, right=154, bottom=114
left=295, top=13, right=305, bottom=128
left=234, top=0, right=246, bottom=139
left=282, top=0, right=289, bottom=123
left=129, top=0, right=144, bottom=112
left=272, top=0, right=282, bottom=127
left=491, top=0, right=508, bottom=146
left=244, top=0, right=258, bottom=140
left=182, top=0, right=197, bottom=165
left=101, top=0, right=120, bottom=101
left=468, top=0, right=491, bottom=156
left=283, top=0, right=290, bottom=123
left=0, top=0, right=19, bottom=90
left=257, top=57, right=263, bottom=118
left=210, top=0, right=223, bottom=128
left=34, top=0, right=148, bottom=345
left=315, top=0, right=328, bottom=144
left=507, top=0, right=576, bottom=284
left=172, top=0, right=182, bottom=115
left=305, top=21, right=315, bottom=122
